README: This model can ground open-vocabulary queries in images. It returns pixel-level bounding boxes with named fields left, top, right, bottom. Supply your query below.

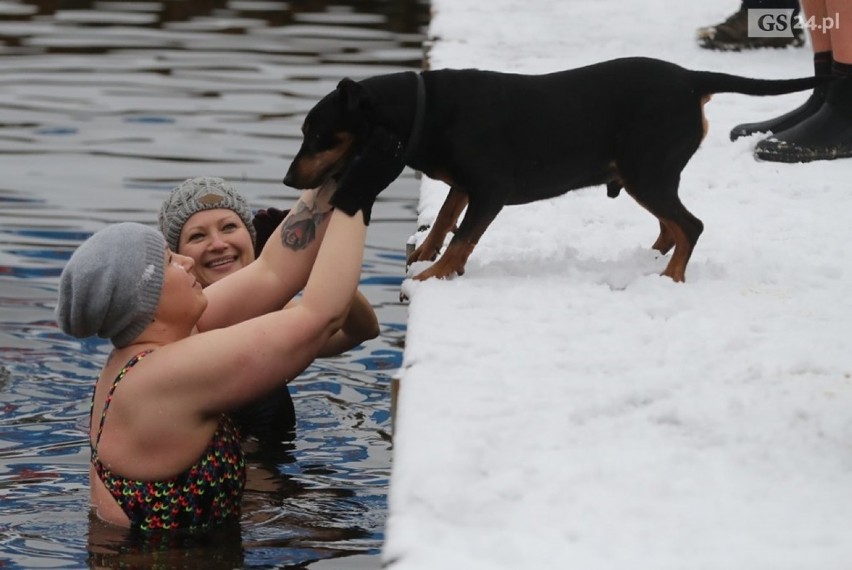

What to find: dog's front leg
left=414, top=237, right=476, bottom=280
left=408, top=186, right=468, bottom=264
left=413, top=194, right=503, bottom=280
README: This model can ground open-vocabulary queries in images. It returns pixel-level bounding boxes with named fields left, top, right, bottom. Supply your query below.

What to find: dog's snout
left=282, top=161, right=304, bottom=189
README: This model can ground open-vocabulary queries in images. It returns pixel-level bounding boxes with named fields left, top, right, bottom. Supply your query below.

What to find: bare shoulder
left=99, top=346, right=191, bottom=414
left=92, top=346, right=223, bottom=480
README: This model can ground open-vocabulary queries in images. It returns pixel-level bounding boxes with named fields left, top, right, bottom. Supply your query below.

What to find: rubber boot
left=754, top=74, right=852, bottom=163
left=730, top=55, right=832, bottom=141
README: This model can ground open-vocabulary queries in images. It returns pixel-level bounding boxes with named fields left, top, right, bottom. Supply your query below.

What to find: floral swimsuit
left=90, top=350, right=245, bottom=531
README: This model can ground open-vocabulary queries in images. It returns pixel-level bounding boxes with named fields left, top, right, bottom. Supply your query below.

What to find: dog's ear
left=337, top=77, right=373, bottom=116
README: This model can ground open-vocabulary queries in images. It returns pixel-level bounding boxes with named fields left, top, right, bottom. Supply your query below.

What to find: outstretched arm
left=317, top=290, right=379, bottom=357
left=198, top=182, right=335, bottom=331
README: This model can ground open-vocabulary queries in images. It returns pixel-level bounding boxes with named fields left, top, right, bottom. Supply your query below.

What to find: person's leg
left=804, top=0, right=833, bottom=53
left=827, top=0, right=852, bottom=67
left=730, top=0, right=831, bottom=140
left=755, top=0, right=852, bottom=161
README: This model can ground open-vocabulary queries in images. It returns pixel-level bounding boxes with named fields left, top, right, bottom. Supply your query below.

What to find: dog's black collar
left=404, top=71, right=426, bottom=162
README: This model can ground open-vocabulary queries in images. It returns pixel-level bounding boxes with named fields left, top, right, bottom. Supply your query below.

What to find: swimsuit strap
left=90, top=350, right=154, bottom=455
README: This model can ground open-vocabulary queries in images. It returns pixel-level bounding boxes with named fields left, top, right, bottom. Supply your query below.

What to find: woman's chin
left=201, top=262, right=241, bottom=285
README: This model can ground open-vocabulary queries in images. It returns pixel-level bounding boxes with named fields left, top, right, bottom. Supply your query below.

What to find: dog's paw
left=413, top=268, right=454, bottom=281
left=407, top=244, right=440, bottom=265
left=412, top=259, right=464, bottom=281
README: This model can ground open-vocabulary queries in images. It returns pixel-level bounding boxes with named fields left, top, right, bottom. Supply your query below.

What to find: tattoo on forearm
left=280, top=199, right=331, bottom=251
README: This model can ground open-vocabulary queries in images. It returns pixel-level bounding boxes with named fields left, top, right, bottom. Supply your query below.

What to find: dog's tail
left=691, top=71, right=833, bottom=97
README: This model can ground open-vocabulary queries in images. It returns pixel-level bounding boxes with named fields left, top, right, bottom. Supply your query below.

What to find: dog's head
left=283, top=78, right=376, bottom=190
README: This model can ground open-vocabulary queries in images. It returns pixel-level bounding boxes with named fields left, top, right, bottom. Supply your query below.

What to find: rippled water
left=0, top=1, right=426, bottom=567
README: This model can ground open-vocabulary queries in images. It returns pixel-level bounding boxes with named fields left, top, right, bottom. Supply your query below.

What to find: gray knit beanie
left=55, top=223, right=166, bottom=348
left=158, top=176, right=256, bottom=253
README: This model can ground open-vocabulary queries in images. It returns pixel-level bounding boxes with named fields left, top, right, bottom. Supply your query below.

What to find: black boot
left=754, top=75, right=852, bottom=163
left=730, top=87, right=828, bottom=141
left=730, top=54, right=832, bottom=141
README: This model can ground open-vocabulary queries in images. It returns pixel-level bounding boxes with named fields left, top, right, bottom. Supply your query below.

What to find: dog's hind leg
left=619, top=100, right=706, bottom=281
left=625, top=175, right=704, bottom=283
left=408, top=186, right=469, bottom=265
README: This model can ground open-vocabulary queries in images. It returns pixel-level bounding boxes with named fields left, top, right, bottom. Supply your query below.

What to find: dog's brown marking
left=700, top=94, right=712, bottom=140
left=658, top=219, right=692, bottom=283
left=412, top=239, right=476, bottom=280
left=624, top=186, right=701, bottom=284
left=651, top=220, right=675, bottom=254
left=408, top=188, right=469, bottom=264
left=289, top=132, right=354, bottom=188
left=430, top=168, right=456, bottom=188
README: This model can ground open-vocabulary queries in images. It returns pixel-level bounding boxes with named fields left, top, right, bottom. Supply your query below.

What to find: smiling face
left=177, top=208, right=255, bottom=287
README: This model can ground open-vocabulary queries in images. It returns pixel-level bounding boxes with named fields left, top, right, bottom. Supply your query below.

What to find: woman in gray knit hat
left=158, top=176, right=380, bottom=442
left=54, top=127, right=406, bottom=532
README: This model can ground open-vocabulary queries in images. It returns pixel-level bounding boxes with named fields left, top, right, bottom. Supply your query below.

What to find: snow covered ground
left=383, top=1, right=852, bottom=568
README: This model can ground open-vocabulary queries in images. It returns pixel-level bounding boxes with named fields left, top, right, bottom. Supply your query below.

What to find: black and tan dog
left=283, top=57, right=827, bottom=282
